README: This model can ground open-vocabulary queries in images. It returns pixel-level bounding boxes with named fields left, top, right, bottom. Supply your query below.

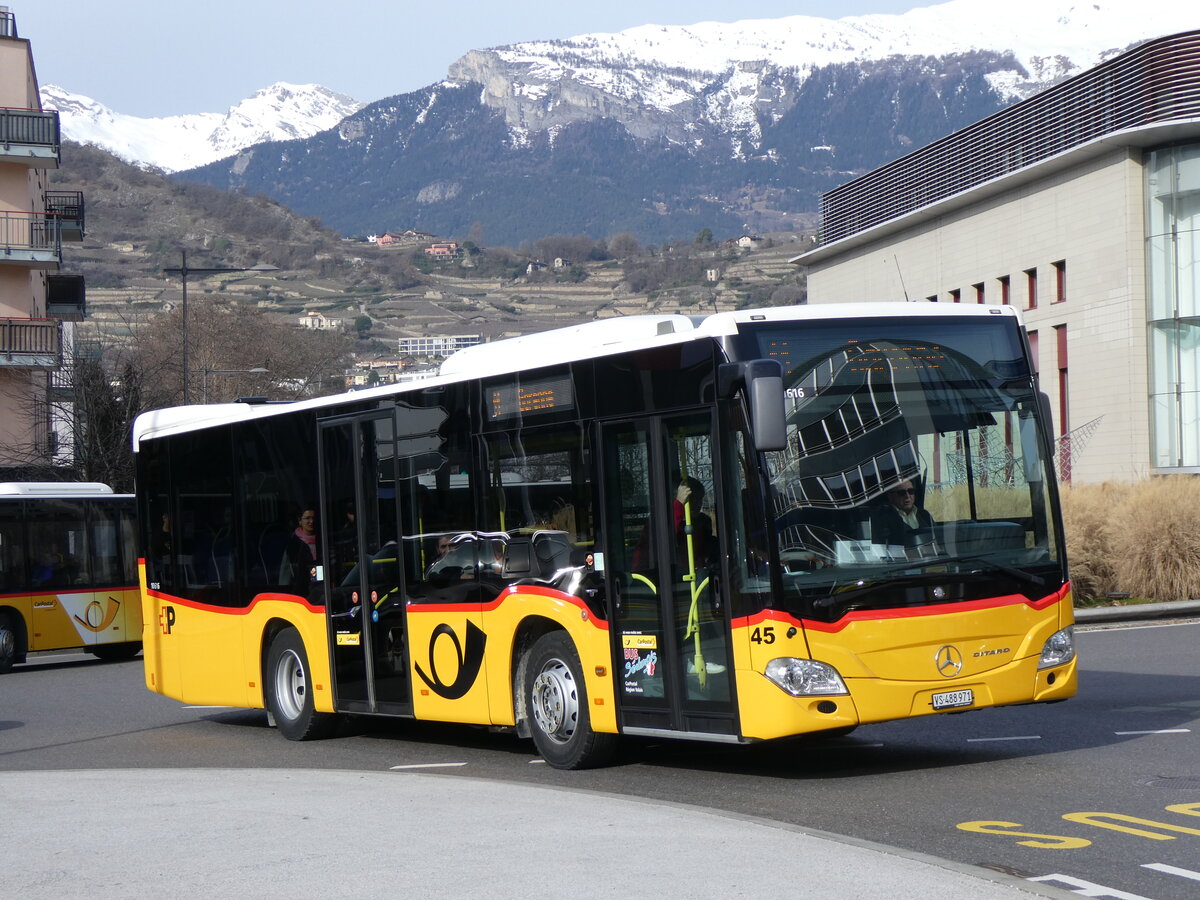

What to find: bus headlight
left=1038, top=626, right=1075, bottom=670
left=764, top=658, right=848, bottom=697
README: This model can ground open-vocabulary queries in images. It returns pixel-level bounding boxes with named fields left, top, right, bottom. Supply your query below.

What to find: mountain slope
left=40, top=83, right=363, bottom=172
left=175, top=0, right=1200, bottom=243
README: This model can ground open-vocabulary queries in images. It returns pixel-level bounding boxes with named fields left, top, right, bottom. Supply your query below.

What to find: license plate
left=932, top=688, right=974, bottom=710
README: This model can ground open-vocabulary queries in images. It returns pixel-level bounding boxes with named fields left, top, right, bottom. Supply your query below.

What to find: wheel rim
left=0, top=627, right=13, bottom=661
left=273, top=648, right=306, bottom=721
left=531, top=656, right=578, bottom=744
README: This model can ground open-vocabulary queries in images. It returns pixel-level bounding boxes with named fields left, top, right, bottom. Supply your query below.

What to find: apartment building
left=0, top=8, right=85, bottom=471
left=794, top=29, right=1200, bottom=484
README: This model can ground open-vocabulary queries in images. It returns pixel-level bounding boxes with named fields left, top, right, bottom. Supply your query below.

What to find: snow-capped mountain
left=107, top=0, right=1200, bottom=242
left=40, top=83, right=363, bottom=172
left=451, top=0, right=1197, bottom=152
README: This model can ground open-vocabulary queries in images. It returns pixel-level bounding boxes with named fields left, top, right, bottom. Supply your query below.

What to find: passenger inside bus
left=281, top=507, right=319, bottom=591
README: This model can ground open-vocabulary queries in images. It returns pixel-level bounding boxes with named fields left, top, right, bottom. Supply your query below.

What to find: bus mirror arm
left=718, top=361, right=786, bottom=452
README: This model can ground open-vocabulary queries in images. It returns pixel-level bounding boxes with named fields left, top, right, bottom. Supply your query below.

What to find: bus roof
left=0, top=482, right=119, bottom=497
left=132, top=303, right=1023, bottom=449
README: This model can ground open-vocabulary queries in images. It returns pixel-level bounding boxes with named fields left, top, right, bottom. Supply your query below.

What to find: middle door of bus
left=318, top=412, right=411, bottom=715
left=601, top=411, right=738, bottom=738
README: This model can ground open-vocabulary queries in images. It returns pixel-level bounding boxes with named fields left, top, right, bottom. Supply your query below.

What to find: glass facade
left=1147, top=143, right=1200, bottom=469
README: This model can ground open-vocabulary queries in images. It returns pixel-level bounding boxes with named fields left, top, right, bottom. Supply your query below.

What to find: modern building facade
left=794, top=29, right=1200, bottom=485
left=0, top=7, right=85, bottom=471
left=396, top=334, right=481, bottom=358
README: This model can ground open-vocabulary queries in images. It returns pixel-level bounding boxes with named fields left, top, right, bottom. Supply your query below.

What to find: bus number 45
left=750, top=626, right=776, bottom=644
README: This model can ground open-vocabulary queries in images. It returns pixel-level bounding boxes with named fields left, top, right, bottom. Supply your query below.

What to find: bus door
left=601, top=411, right=738, bottom=739
left=318, top=412, right=411, bottom=715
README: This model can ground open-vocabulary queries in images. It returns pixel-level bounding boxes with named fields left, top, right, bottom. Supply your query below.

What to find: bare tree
left=137, top=296, right=352, bottom=404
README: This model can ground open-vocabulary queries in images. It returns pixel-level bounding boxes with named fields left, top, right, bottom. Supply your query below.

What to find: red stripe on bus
left=408, top=583, right=609, bottom=629
left=145, top=589, right=325, bottom=615
left=0, top=585, right=138, bottom=600
left=732, top=582, right=1070, bottom=633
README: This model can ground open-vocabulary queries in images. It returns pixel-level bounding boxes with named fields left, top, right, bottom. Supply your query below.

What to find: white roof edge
left=133, top=304, right=1022, bottom=448
left=438, top=314, right=703, bottom=379
left=0, top=481, right=117, bottom=497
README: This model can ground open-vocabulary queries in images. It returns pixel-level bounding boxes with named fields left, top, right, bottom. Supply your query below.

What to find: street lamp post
left=163, top=250, right=279, bottom=404
left=203, top=366, right=270, bottom=404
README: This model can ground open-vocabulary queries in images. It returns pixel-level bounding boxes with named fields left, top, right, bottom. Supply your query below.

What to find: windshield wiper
left=840, top=554, right=1048, bottom=590
left=954, top=554, right=1048, bottom=590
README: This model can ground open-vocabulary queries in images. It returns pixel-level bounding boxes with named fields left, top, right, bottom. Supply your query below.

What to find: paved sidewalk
left=1074, top=597, right=1200, bottom=623
left=1, top=768, right=1072, bottom=898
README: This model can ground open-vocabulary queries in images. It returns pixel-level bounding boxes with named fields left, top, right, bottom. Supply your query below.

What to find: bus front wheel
left=525, top=632, right=617, bottom=769
left=265, top=627, right=335, bottom=741
left=0, top=612, right=16, bottom=674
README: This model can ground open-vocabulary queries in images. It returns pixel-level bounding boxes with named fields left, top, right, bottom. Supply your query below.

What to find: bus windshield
left=737, top=315, right=1063, bottom=622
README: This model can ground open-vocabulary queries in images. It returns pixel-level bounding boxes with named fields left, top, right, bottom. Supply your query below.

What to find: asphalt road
left=2, top=619, right=1199, bottom=899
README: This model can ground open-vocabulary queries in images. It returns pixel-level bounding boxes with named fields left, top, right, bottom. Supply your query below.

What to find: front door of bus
left=602, top=412, right=737, bottom=738
left=319, top=413, right=411, bottom=715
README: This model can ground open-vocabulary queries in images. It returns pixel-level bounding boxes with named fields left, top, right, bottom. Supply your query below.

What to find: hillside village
left=77, top=214, right=813, bottom=387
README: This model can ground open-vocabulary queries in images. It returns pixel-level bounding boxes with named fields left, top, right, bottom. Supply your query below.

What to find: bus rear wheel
left=525, top=632, right=616, bottom=769
left=0, top=612, right=16, bottom=674
left=265, top=627, right=335, bottom=741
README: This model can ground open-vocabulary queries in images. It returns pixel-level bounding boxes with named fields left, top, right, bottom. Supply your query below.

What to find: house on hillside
left=424, top=241, right=460, bottom=260
left=526, top=260, right=548, bottom=274
left=299, top=311, right=344, bottom=331
left=737, top=234, right=763, bottom=249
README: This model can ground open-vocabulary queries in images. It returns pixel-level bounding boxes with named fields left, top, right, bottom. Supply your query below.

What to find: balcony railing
left=47, top=274, right=85, bottom=321
left=45, top=191, right=84, bottom=240
left=0, top=317, right=62, bottom=368
left=0, top=9, right=15, bottom=39
left=0, top=107, right=60, bottom=167
left=0, top=211, right=61, bottom=267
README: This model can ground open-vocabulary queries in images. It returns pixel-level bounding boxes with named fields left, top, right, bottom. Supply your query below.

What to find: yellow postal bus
left=0, top=482, right=140, bottom=672
left=133, top=304, right=1076, bottom=767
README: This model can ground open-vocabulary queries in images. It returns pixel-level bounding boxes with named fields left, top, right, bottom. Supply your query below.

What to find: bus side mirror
left=719, top=360, right=786, bottom=452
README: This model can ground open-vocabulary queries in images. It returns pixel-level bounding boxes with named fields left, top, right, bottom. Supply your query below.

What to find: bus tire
left=525, top=632, right=616, bottom=769
left=0, top=612, right=16, bottom=674
left=88, top=641, right=142, bottom=661
left=265, top=627, right=335, bottom=741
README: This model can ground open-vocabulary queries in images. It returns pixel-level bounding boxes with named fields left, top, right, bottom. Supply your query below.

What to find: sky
left=19, top=0, right=926, bottom=117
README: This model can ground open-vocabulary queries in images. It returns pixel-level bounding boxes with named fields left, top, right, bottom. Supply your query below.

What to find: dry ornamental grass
left=1061, top=478, right=1200, bottom=604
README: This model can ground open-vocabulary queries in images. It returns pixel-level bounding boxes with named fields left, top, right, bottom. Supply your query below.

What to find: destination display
left=487, top=374, right=575, bottom=420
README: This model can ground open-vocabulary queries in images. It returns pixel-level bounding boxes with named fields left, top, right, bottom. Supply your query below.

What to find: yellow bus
left=133, top=304, right=1076, bottom=768
left=0, top=482, right=140, bottom=672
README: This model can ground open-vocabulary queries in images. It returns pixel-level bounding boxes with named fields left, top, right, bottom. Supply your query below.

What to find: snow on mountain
left=43, top=0, right=1197, bottom=174
left=39, top=83, right=363, bottom=172
left=458, top=0, right=1198, bottom=146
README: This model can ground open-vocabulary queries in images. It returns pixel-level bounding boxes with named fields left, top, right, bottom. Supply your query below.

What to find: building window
left=973, top=282, right=985, bottom=304
left=1053, top=260, right=1067, bottom=303
left=949, top=288, right=961, bottom=303
left=1146, top=143, right=1200, bottom=468
left=926, top=295, right=938, bottom=303
left=1027, top=329, right=1039, bottom=374
left=998, top=275, right=1010, bottom=305
left=1024, top=268, right=1038, bottom=310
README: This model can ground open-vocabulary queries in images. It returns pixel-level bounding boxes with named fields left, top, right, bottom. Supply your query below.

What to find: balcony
left=0, top=317, right=62, bottom=368
left=47, top=274, right=85, bottom=320
left=44, top=191, right=84, bottom=240
left=0, top=107, right=60, bottom=168
left=0, top=211, right=61, bottom=267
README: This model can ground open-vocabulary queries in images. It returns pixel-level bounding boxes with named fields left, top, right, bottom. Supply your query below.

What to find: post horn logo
left=935, top=644, right=963, bottom=678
